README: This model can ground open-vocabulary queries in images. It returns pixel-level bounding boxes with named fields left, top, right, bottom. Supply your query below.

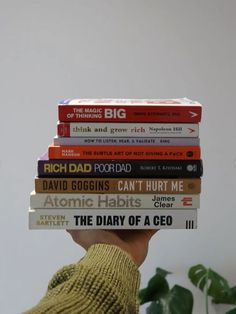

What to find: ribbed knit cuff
left=82, top=243, right=140, bottom=293
left=76, top=244, right=141, bottom=312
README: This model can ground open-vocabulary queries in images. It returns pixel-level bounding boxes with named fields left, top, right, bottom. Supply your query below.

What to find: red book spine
left=58, top=105, right=202, bottom=123
left=48, top=145, right=201, bottom=160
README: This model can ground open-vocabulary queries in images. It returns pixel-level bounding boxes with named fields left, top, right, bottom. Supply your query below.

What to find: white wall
left=0, top=1, right=235, bottom=313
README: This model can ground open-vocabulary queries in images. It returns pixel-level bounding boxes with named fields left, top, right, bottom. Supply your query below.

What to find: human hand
left=67, top=229, right=157, bottom=267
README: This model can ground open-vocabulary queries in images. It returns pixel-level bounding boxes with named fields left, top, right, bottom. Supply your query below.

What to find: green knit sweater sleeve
left=24, top=244, right=141, bottom=314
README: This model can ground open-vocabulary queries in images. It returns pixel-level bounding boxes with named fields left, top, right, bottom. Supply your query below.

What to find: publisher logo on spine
left=181, top=197, right=193, bottom=206
left=187, top=151, right=194, bottom=157
left=187, top=164, right=197, bottom=172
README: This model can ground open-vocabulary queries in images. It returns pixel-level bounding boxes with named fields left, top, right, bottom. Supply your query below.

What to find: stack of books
left=29, top=98, right=203, bottom=230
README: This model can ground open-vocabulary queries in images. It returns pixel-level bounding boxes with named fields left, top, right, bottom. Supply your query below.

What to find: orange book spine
left=48, top=145, right=200, bottom=160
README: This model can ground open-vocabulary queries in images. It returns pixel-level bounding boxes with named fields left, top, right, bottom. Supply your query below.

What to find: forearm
left=24, top=244, right=141, bottom=314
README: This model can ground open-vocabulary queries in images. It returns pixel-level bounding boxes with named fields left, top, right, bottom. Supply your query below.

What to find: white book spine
left=54, top=136, right=200, bottom=146
left=62, top=123, right=199, bottom=137
left=28, top=209, right=198, bottom=229
left=30, top=192, right=200, bottom=209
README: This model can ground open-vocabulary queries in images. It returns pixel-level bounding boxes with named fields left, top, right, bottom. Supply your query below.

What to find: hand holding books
left=67, top=229, right=157, bottom=267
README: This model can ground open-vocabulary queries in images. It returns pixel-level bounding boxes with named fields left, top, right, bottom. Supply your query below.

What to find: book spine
left=48, top=145, right=200, bottom=160
left=57, top=122, right=199, bottom=138
left=28, top=209, right=198, bottom=229
left=38, top=159, right=203, bottom=178
left=58, top=104, right=201, bottom=123
left=30, top=192, right=200, bottom=209
left=35, top=178, right=201, bottom=194
left=54, top=136, right=200, bottom=146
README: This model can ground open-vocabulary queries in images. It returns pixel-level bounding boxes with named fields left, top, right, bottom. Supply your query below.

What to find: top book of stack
left=58, top=98, right=202, bottom=123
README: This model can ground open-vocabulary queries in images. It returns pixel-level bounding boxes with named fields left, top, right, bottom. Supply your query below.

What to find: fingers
left=144, top=229, right=158, bottom=239
left=112, top=229, right=158, bottom=245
